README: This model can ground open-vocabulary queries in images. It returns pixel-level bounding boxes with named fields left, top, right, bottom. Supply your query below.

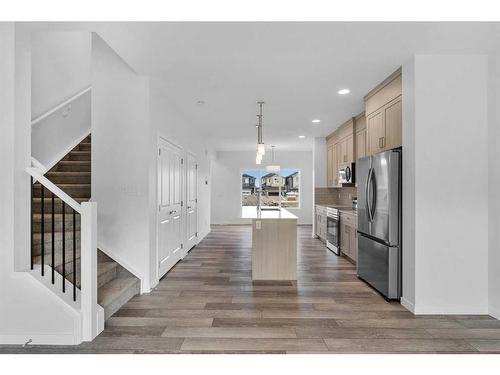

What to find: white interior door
left=158, top=138, right=183, bottom=278
left=185, top=152, right=198, bottom=253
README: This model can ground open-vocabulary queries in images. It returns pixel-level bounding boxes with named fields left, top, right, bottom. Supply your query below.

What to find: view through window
left=241, top=169, right=300, bottom=208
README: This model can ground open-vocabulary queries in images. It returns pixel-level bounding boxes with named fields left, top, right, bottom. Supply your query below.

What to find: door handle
left=187, top=206, right=192, bottom=209
left=169, top=210, right=177, bottom=215
left=366, top=167, right=374, bottom=222
left=370, top=172, right=377, bottom=220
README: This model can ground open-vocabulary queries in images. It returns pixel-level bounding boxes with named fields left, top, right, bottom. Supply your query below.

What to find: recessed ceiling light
left=196, top=100, right=205, bottom=105
left=338, top=89, right=350, bottom=95
left=312, top=119, right=321, bottom=123
left=298, top=135, right=306, bottom=139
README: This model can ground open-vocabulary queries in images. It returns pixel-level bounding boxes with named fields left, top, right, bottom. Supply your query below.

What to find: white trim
left=98, top=243, right=149, bottom=293
left=31, top=156, right=47, bottom=174
left=400, top=297, right=415, bottom=313
left=31, top=86, right=91, bottom=126
left=80, top=201, right=100, bottom=341
left=26, top=167, right=82, bottom=213
left=0, top=332, right=80, bottom=346
left=489, top=305, right=500, bottom=320
left=42, top=130, right=91, bottom=174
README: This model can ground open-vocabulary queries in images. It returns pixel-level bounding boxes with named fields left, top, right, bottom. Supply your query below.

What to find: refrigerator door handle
left=366, top=167, right=374, bottom=222
left=370, top=170, right=377, bottom=220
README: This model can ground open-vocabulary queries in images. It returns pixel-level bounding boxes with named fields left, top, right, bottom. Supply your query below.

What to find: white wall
left=0, top=23, right=81, bottom=345
left=403, top=55, right=489, bottom=314
left=31, top=90, right=91, bottom=169
left=313, top=137, right=327, bottom=187
left=31, top=32, right=91, bottom=119
left=488, top=53, right=500, bottom=319
left=211, top=150, right=313, bottom=225
left=91, top=34, right=152, bottom=291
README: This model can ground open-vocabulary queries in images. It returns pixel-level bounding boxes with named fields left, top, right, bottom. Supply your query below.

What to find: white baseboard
left=400, top=297, right=415, bottom=313
left=0, top=332, right=80, bottom=346
left=489, top=305, right=500, bottom=320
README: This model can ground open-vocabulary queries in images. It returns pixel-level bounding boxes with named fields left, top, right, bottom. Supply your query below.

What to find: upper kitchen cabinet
left=364, top=68, right=402, bottom=155
left=326, top=118, right=354, bottom=187
left=354, top=112, right=366, bottom=160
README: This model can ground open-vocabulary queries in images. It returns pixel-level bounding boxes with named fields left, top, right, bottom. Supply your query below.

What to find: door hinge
left=159, top=149, right=161, bottom=156
left=158, top=205, right=161, bottom=212
left=181, top=158, right=184, bottom=164
left=195, top=232, right=198, bottom=237
left=181, top=201, right=184, bottom=207
left=195, top=164, right=198, bottom=169
left=195, top=198, right=198, bottom=203
left=181, top=243, right=183, bottom=249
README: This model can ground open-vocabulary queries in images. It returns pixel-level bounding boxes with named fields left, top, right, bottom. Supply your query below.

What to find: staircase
left=32, top=134, right=140, bottom=320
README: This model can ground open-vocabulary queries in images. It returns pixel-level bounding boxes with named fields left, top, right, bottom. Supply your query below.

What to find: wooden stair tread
left=46, top=171, right=91, bottom=175
left=98, top=276, right=140, bottom=320
left=34, top=183, right=91, bottom=188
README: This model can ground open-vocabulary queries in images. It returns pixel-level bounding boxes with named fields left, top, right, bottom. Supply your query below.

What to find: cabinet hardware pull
left=379, top=137, right=384, bottom=149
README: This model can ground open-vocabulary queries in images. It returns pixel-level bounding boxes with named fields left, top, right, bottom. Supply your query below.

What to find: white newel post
left=80, top=201, right=98, bottom=341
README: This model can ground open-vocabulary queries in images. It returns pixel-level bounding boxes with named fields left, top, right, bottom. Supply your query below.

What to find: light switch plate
left=255, top=220, right=261, bottom=230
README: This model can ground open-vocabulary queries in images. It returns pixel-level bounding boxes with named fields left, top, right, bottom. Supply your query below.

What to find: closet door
left=158, top=138, right=183, bottom=278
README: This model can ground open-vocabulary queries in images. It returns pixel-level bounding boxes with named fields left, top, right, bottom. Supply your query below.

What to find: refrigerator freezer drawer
left=357, top=234, right=401, bottom=299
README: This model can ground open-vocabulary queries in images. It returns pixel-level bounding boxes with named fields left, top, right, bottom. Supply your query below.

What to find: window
left=241, top=169, right=300, bottom=208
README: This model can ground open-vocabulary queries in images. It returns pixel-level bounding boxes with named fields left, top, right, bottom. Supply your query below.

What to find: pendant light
left=256, top=101, right=265, bottom=159
left=266, top=145, right=280, bottom=172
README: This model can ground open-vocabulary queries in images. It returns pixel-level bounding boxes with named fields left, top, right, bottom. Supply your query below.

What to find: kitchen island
left=241, top=206, right=298, bottom=281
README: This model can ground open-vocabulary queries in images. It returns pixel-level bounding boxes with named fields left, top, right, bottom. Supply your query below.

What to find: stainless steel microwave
left=338, top=162, right=355, bottom=184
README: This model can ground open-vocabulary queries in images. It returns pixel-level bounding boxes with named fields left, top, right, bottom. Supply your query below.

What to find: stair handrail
left=26, top=167, right=82, bottom=213
left=31, top=86, right=91, bottom=127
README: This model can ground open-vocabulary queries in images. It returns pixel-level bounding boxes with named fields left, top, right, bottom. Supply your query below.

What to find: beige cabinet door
left=384, top=96, right=402, bottom=150
left=367, top=110, right=385, bottom=155
left=327, top=144, right=334, bottom=186
left=340, top=222, right=351, bottom=258
left=332, top=143, right=339, bottom=186
left=350, top=226, right=357, bottom=263
left=340, top=138, right=347, bottom=165
left=346, top=134, right=354, bottom=164
left=356, top=129, right=366, bottom=160
left=339, top=136, right=354, bottom=165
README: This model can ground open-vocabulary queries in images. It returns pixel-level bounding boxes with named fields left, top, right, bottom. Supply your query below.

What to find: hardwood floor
left=2, top=225, right=500, bottom=354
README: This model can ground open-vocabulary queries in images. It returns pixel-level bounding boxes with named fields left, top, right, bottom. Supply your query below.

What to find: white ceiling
left=33, top=22, right=500, bottom=151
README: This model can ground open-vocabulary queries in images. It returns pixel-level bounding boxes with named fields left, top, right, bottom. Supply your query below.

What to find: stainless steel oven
left=326, top=207, right=340, bottom=255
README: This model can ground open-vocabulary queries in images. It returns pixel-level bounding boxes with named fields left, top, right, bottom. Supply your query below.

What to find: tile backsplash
left=315, top=187, right=357, bottom=206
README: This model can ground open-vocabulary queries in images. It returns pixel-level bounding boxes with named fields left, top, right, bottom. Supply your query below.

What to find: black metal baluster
left=62, top=202, right=66, bottom=293
left=51, top=192, right=55, bottom=284
left=30, top=176, right=33, bottom=270
left=73, top=209, right=76, bottom=301
left=41, top=185, right=45, bottom=276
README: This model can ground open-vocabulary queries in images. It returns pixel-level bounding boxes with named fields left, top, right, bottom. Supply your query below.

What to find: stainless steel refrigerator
left=357, top=149, right=401, bottom=300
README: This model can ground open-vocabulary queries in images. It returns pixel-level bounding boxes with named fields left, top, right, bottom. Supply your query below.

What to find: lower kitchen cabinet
left=340, top=212, right=357, bottom=263
left=315, top=206, right=327, bottom=242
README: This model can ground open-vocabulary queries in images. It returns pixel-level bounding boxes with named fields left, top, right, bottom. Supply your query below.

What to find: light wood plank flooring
left=2, top=225, right=500, bottom=354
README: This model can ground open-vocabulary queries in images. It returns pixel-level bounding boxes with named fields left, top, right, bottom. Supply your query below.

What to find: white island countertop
left=241, top=206, right=298, bottom=220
